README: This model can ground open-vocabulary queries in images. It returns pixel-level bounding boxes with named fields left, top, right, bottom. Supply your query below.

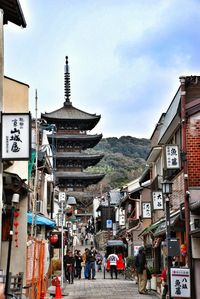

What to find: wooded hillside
left=87, top=136, right=151, bottom=192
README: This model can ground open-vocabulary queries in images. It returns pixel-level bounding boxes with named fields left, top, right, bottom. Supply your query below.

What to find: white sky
left=4, top=0, right=200, bottom=138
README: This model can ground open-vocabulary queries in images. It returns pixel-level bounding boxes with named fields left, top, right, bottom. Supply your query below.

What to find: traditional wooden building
left=41, top=57, right=105, bottom=211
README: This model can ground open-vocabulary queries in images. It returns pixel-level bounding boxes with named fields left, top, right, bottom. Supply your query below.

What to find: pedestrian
left=134, top=246, right=147, bottom=294
left=75, top=250, right=83, bottom=279
left=88, top=246, right=97, bottom=279
left=85, top=233, right=88, bottom=246
left=82, top=248, right=89, bottom=279
left=64, top=250, right=75, bottom=284
left=0, top=284, right=4, bottom=299
left=80, top=232, right=84, bottom=246
left=161, top=263, right=168, bottom=299
left=107, top=251, right=119, bottom=279
left=96, top=251, right=103, bottom=272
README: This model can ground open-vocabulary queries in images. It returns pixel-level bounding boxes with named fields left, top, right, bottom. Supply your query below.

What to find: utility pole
left=31, top=90, right=38, bottom=237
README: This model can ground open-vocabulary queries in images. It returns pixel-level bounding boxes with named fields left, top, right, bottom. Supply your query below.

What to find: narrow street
left=61, top=272, right=158, bottom=299
left=59, top=264, right=158, bottom=299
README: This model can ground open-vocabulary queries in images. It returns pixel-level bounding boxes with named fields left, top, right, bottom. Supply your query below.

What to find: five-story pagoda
left=41, top=57, right=105, bottom=210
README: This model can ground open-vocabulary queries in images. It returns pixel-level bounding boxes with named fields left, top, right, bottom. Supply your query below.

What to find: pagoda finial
left=64, top=56, right=71, bottom=105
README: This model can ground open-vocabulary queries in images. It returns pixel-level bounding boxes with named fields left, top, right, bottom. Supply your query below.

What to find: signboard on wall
left=171, top=268, right=191, bottom=298
left=165, top=144, right=180, bottom=169
left=152, top=191, right=163, bottom=210
left=1, top=113, right=31, bottom=160
left=142, top=202, right=151, bottom=218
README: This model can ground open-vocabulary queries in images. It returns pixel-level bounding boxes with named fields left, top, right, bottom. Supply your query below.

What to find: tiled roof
left=1, top=0, right=26, bottom=27
left=56, top=152, right=104, bottom=160
left=41, top=103, right=100, bottom=121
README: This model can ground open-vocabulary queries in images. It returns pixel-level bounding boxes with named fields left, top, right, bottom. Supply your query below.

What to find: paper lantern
left=180, top=244, right=187, bottom=256
left=50, top=234, right=58, bottom=244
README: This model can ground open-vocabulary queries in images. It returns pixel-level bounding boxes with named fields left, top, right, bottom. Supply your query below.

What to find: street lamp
left=162, top=179, right=173, bottom=299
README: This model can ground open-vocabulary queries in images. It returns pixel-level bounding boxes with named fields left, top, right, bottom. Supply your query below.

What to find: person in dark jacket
left=75, top=250, right=83, bottom=279
left=88, top=246, right=97, bottom=279
left=64, top=250, right=75, bottom=284
left=135, top=246, right=147, bottom=294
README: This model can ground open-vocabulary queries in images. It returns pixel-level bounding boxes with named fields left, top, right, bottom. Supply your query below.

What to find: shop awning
left=27, top=212, right=56, bottom=227
left=138, top=221, right=162, bottom=237
left=154, top=213, right=181, bottom=237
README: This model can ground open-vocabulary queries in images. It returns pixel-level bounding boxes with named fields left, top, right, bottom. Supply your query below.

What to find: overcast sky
left=4, top=0, right=200, bottom=138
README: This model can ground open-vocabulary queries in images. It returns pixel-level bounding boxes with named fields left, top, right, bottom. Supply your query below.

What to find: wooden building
left=41, top=57, right=105, bottom=212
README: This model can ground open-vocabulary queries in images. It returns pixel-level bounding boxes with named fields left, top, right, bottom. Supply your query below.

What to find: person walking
left=82, top=248, right=89, bottom=279
left=96, top=251, right=103, bottom=272
left=75, top=250, right=83, bottom=279
left=64, top=250, right=75, bottom=284
left=135, top=246, right=147, bottom=294
left=161, top=264, right=168, bottom=299
left=88, top=246, right=97, bottom=279
left=107, top=251, right=119, bottom=279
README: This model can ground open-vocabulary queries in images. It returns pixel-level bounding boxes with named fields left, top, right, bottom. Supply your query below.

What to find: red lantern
left=50, top=234, right=58, bottom=244
left=180, top=244, right=187, bottom=256
left=14, top=211, right=19, bottom=218
left=14, top=222, right=19, bottom=228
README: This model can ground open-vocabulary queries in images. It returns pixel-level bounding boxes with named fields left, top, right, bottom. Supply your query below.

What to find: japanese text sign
left=142, top=202, right=151, bottom=218
left=165, top=145, right=180, bottom=169
left=171, top=268, right=191, bottom=298
left=152, top=191, right=163, bottom=210
left=1, top=113, right=31, bottom=160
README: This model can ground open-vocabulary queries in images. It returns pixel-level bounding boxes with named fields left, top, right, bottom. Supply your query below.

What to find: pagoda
left=41, top=57, right=105, bottom=208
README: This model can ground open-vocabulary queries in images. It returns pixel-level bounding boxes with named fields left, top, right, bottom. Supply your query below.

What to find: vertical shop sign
left=165, top=145, right=180, bottom=169
left=142, top=202, right=151, bottom=218
left=1, top=113, right=31, bottom=160
left=171, top=268, right=190, bottom=298
left=152, top=191, right=163, bottom=210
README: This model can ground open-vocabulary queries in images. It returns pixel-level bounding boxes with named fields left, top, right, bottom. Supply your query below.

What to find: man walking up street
left=135, top=246, right=147, bottom=294
left=107, top=251, right=119, bottom=279
left=88, top=246, right=97, bottom=279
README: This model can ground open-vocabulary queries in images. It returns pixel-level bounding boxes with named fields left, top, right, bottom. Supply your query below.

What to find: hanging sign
left=142, top=202, right=151, bottom=218
left=106, top=219, right=112, bottom=228
left=1, top=113, right=31, bottom=160
left=165, top=144, right=180, bottom=169
left=171, top=268, right=191, bottom=298
left=152, top=191, right=163, bottom=210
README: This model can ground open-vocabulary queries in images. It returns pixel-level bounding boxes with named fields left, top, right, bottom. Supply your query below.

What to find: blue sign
left=106, top=219, right=112, bottom=228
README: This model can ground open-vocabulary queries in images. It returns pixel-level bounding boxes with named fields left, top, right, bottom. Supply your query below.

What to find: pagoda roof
left=48, top=133, right=102, bottom=149
left=48, top=133, right=102, bottom=141
left=41, top=104, right=100, bottom=122
left=56, top=171, right=105, bottom=187
left=56, top=152, right=104, bottom=161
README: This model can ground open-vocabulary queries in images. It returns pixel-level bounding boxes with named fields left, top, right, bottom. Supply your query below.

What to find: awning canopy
left=138, top=221, right=161, bottom=237
left=27, top=212, right=56, bottom=228
left=154, top=213, right=182, bottom=237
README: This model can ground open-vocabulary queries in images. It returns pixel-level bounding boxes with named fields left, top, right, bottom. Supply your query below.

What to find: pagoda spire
left=64, top=56, right=72, bottom=106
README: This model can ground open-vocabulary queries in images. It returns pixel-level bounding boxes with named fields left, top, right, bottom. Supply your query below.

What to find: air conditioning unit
left=190, top=213, right=200, bottom=231
left=36, top=200, right=43, bottom=213
left=119, top=215, right=125, bottom=226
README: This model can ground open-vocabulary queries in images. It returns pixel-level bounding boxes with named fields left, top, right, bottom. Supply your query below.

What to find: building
left=138, top=76, right=200, bottom=298
left=41, top=57, right=105, bottom=215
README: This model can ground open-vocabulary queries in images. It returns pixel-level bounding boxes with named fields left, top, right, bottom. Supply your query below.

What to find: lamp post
left=162, top=179, right=173, bottom=299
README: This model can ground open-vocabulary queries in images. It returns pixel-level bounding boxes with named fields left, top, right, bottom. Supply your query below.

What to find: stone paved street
left=62, top=271, right=158, bottom=299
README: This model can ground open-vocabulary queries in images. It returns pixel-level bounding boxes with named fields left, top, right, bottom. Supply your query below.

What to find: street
left=60, top=271, right=158, bottom=299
